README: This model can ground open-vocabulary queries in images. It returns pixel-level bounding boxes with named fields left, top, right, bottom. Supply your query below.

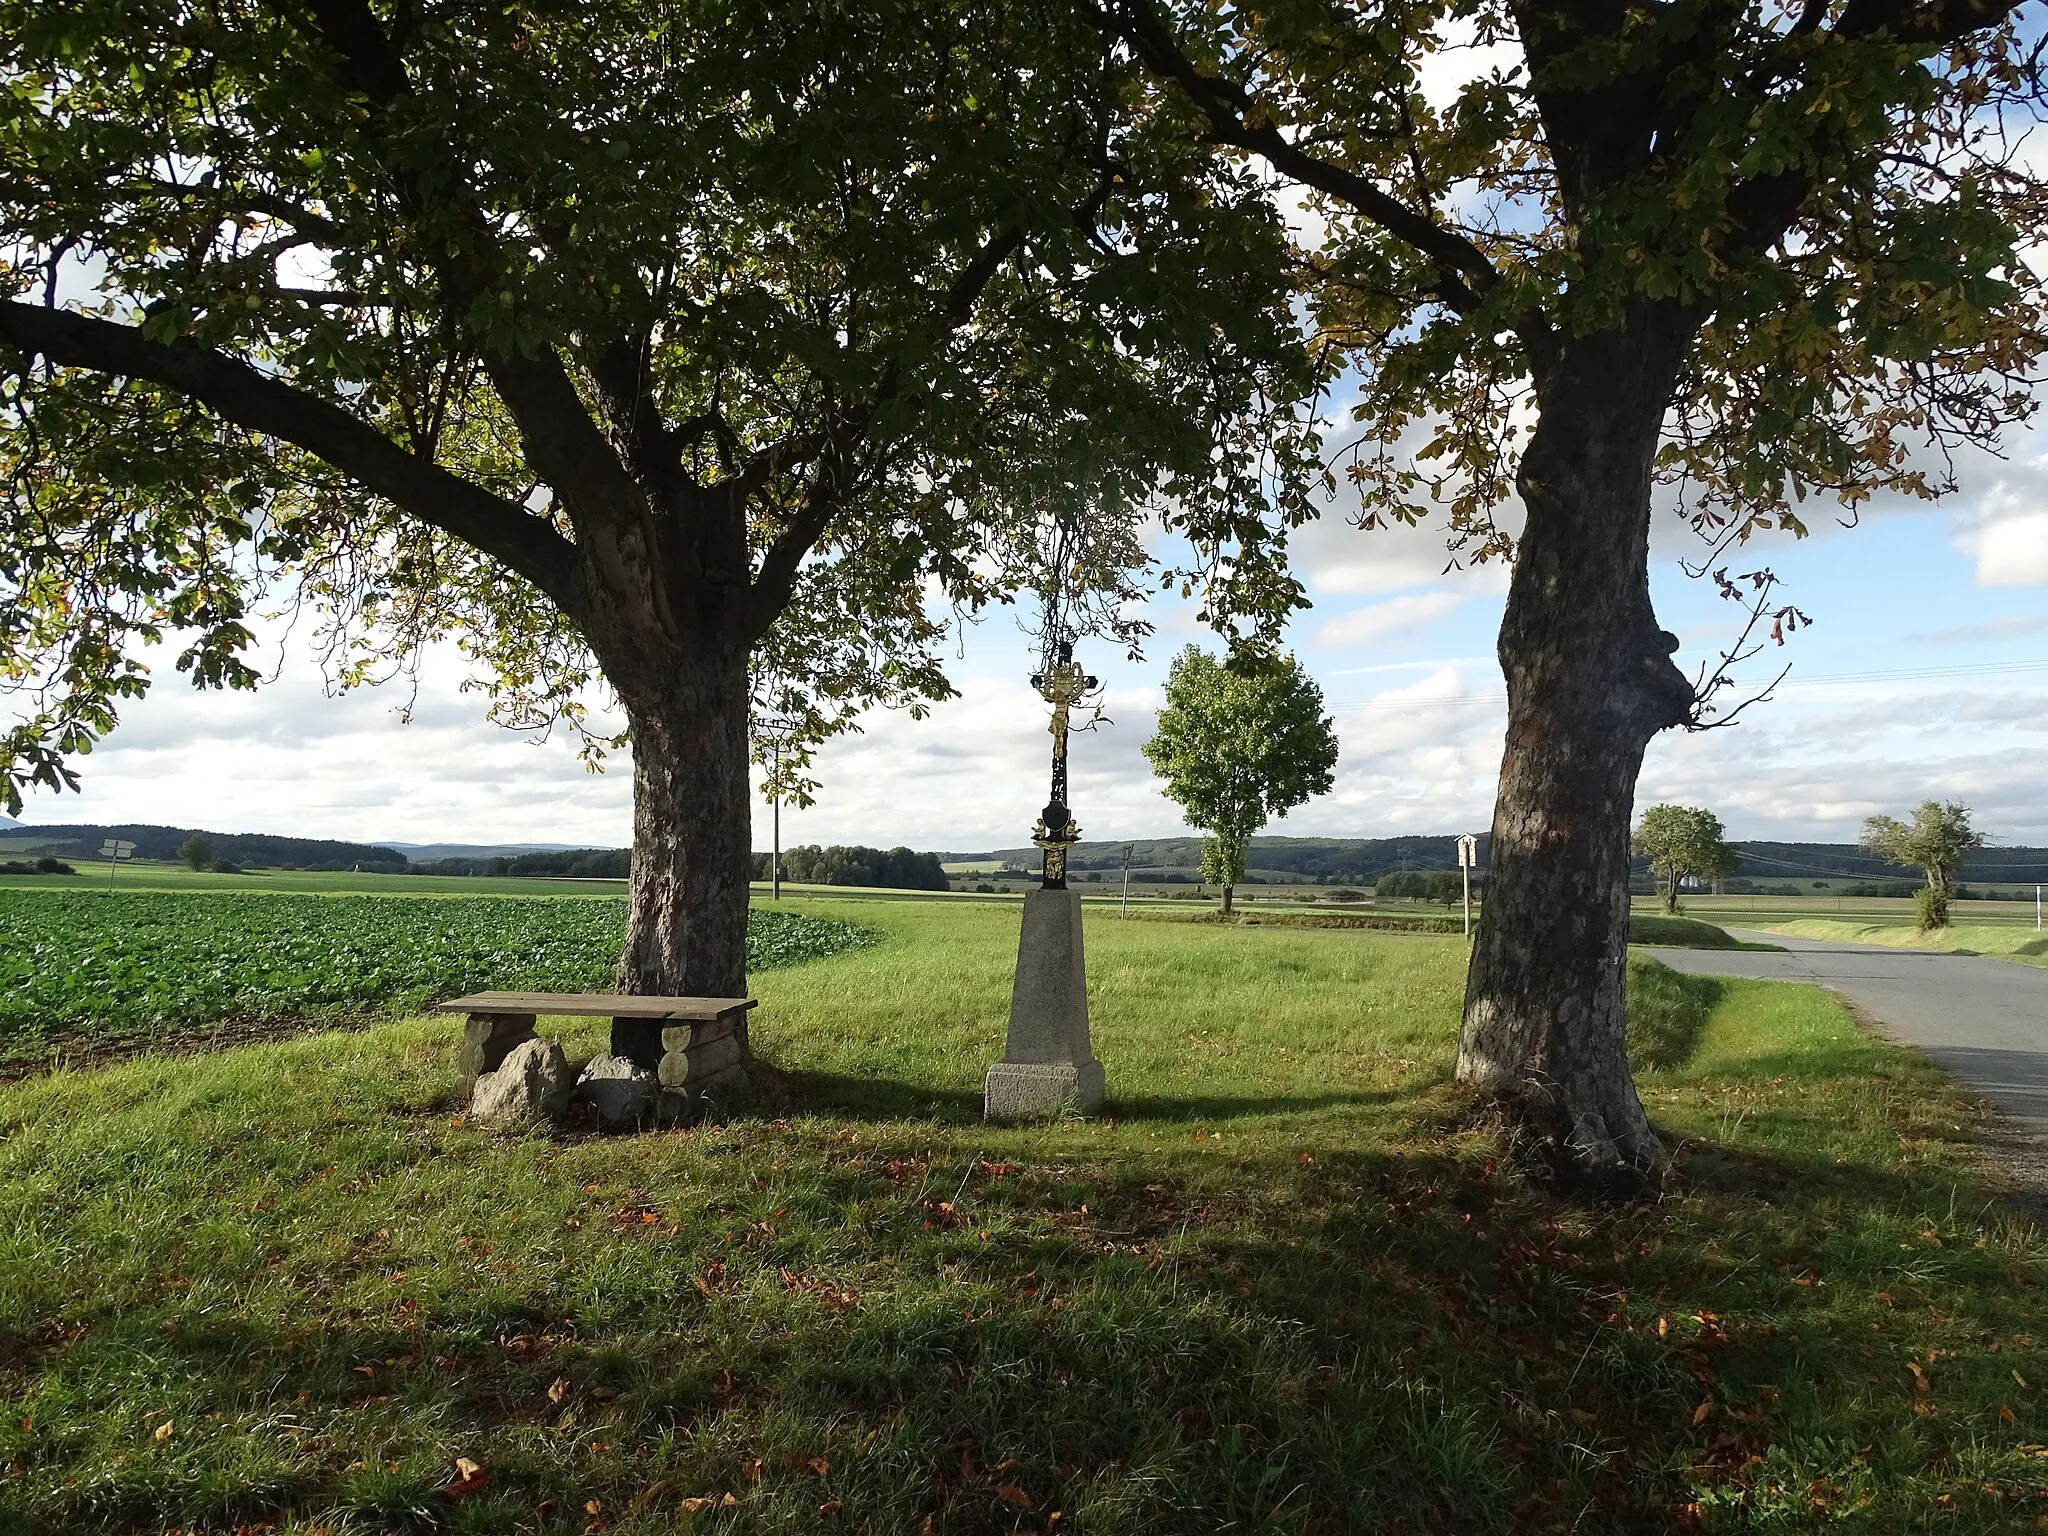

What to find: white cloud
left=1960, top=506, right=2048, bottom=586
left=1939, top=457, right=2048, bottom=586
left=1314, top=591, right=1467, bottom=648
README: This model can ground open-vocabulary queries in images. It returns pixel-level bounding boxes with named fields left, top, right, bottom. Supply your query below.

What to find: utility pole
left=754, top=715, right=799, bottom=902
left=1121, top=842, right=1132, bottom=918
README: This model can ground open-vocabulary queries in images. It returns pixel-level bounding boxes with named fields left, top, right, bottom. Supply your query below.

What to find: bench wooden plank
left=434, top=992, right=756, bottom=1020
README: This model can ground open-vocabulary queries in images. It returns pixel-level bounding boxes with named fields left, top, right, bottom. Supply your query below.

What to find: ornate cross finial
left=1028, top=639, right=1097, bottom=888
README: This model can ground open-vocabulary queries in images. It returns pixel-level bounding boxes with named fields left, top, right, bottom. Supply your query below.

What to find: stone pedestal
left=986, top=887, right=1104, bottom=1118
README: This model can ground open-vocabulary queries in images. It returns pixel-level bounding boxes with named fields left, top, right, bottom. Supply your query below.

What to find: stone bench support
left=436, top=992, right=757, bottom=1114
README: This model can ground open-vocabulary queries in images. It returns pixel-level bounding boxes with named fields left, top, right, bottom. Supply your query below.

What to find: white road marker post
left=1456, top=833, right=1478, bottom=937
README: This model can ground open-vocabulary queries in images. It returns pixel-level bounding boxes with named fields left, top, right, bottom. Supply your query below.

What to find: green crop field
left=0, top=891, right=872, bottom=1070
left=0, top=897, right=2043, bottom=1532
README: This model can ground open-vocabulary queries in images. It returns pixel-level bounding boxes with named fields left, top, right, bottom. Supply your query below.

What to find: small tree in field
left=1863, top=801, right=1984, bottom=930
left=1633, top=807, right=1741, bottom=915
left=177, top=831, right=214, bottom=872
left=1144, top=648, right=1338, bottom=916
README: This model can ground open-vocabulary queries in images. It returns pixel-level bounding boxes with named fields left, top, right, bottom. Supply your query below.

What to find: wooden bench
left=436, top=992, right=756, bottom=1099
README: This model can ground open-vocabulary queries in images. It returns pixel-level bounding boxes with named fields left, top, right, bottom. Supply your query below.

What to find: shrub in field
left=1915, top=886, right=1950, bottom=932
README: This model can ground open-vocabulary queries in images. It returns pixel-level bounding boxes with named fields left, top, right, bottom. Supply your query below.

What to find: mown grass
left=1, top=902, right=2044, bottom=1533
left=1759, top=917, right=2048, bottom=968
left=1627, top=915, right=1781, bottom=951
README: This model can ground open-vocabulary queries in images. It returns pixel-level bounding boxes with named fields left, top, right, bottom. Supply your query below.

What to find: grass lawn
left=2, top=901, right=2045, bottom=1533
left=1754, top=918, right=2048, bottom=968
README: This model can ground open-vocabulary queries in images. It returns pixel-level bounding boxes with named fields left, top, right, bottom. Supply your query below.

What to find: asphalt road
left=1646, top=931, right=2048, bottom=1138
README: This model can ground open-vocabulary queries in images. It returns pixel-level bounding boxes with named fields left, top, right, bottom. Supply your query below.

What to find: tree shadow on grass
left=748, top=1063, right=1438, bottom=1128
left=8, top=1128, right=2038, bottom=1536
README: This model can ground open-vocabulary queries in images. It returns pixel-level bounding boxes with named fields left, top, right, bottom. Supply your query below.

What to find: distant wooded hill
left=948, top=835, right=2048, bottom=888
left=422, top=843, right=948, bottom=889
left=0, top=822, right=408, bottom=871
left=955, top=835, right=1487, bottom=884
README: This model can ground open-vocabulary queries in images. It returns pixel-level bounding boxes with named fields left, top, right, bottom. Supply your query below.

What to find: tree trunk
left=1662, top=878, right=1679, bottom=915
left=1221, top=884, right=1235, bottom=916
left=1458, top=304, right=1699, bottom=1181
left=609, top=644, right=753, bottom=1064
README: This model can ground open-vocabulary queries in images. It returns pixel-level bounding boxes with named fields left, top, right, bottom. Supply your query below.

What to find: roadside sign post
left=1121, top=842, right=1132, bottom=918
left=2037, top=884, right=2042, bottom=932
left=100, top=838, right=135, bottom=890
left=1456, top=834, right=1478, bottom=936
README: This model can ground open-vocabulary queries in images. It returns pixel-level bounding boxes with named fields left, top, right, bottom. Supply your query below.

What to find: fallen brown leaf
left=445, top=1458, right=489, bottom=1502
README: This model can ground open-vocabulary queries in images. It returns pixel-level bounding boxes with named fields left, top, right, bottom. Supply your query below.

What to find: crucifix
left=1028, top=639, right=1097, bottom=889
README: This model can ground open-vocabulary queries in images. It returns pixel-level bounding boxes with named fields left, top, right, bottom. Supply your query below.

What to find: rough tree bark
left=614, top=659, right=754, bottom=1003
left=1456, top=301, right=1699, bottom=1177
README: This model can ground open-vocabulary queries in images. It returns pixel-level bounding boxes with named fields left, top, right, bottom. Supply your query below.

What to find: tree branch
left=589, top=335, right=692, bottom=496
left=290, top=0, right=661, bottom=571
left=1838, top=0, right=2025, bottom=46
left=741, top=209, right=1046, bottom=641
left=1092, top=0, right=1499, bottom=315
left=0, top=301, right=583, bottom=610
left=1719, top=0, right=2028, bottom=265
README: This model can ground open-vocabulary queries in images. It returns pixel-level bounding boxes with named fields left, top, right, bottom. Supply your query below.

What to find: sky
left=12, top=418, right=2048, bottom=854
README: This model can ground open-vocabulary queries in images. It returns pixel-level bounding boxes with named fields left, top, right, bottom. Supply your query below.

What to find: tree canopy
left=0, top=0, right=1318, bottom=811
left=1633, top=804, right=1741, bottom=914
left=1102, top=0, right=2048, bottom=578
left=1144, top=646, right=1339, bottom=912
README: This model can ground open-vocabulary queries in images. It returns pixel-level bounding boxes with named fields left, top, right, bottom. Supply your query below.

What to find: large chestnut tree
left=1098, top=0, right=2048, bottom=1177
left=0, top=0, right=1316, bottom=1004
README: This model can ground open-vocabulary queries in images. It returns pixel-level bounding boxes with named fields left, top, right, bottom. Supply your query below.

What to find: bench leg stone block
left=654, top=1066, right=752, bottom=1126
left=660, top=1014, right=746, bottom=1055
left=658, top=1031, right=746, bottom=1090
left=984, top=1059, right=1104, bottom=1120
left=457, top=1013, right=538, bottom=1094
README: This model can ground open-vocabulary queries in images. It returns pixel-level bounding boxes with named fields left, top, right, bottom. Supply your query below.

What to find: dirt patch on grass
left=0, top=1013, right=379, bottom=1084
